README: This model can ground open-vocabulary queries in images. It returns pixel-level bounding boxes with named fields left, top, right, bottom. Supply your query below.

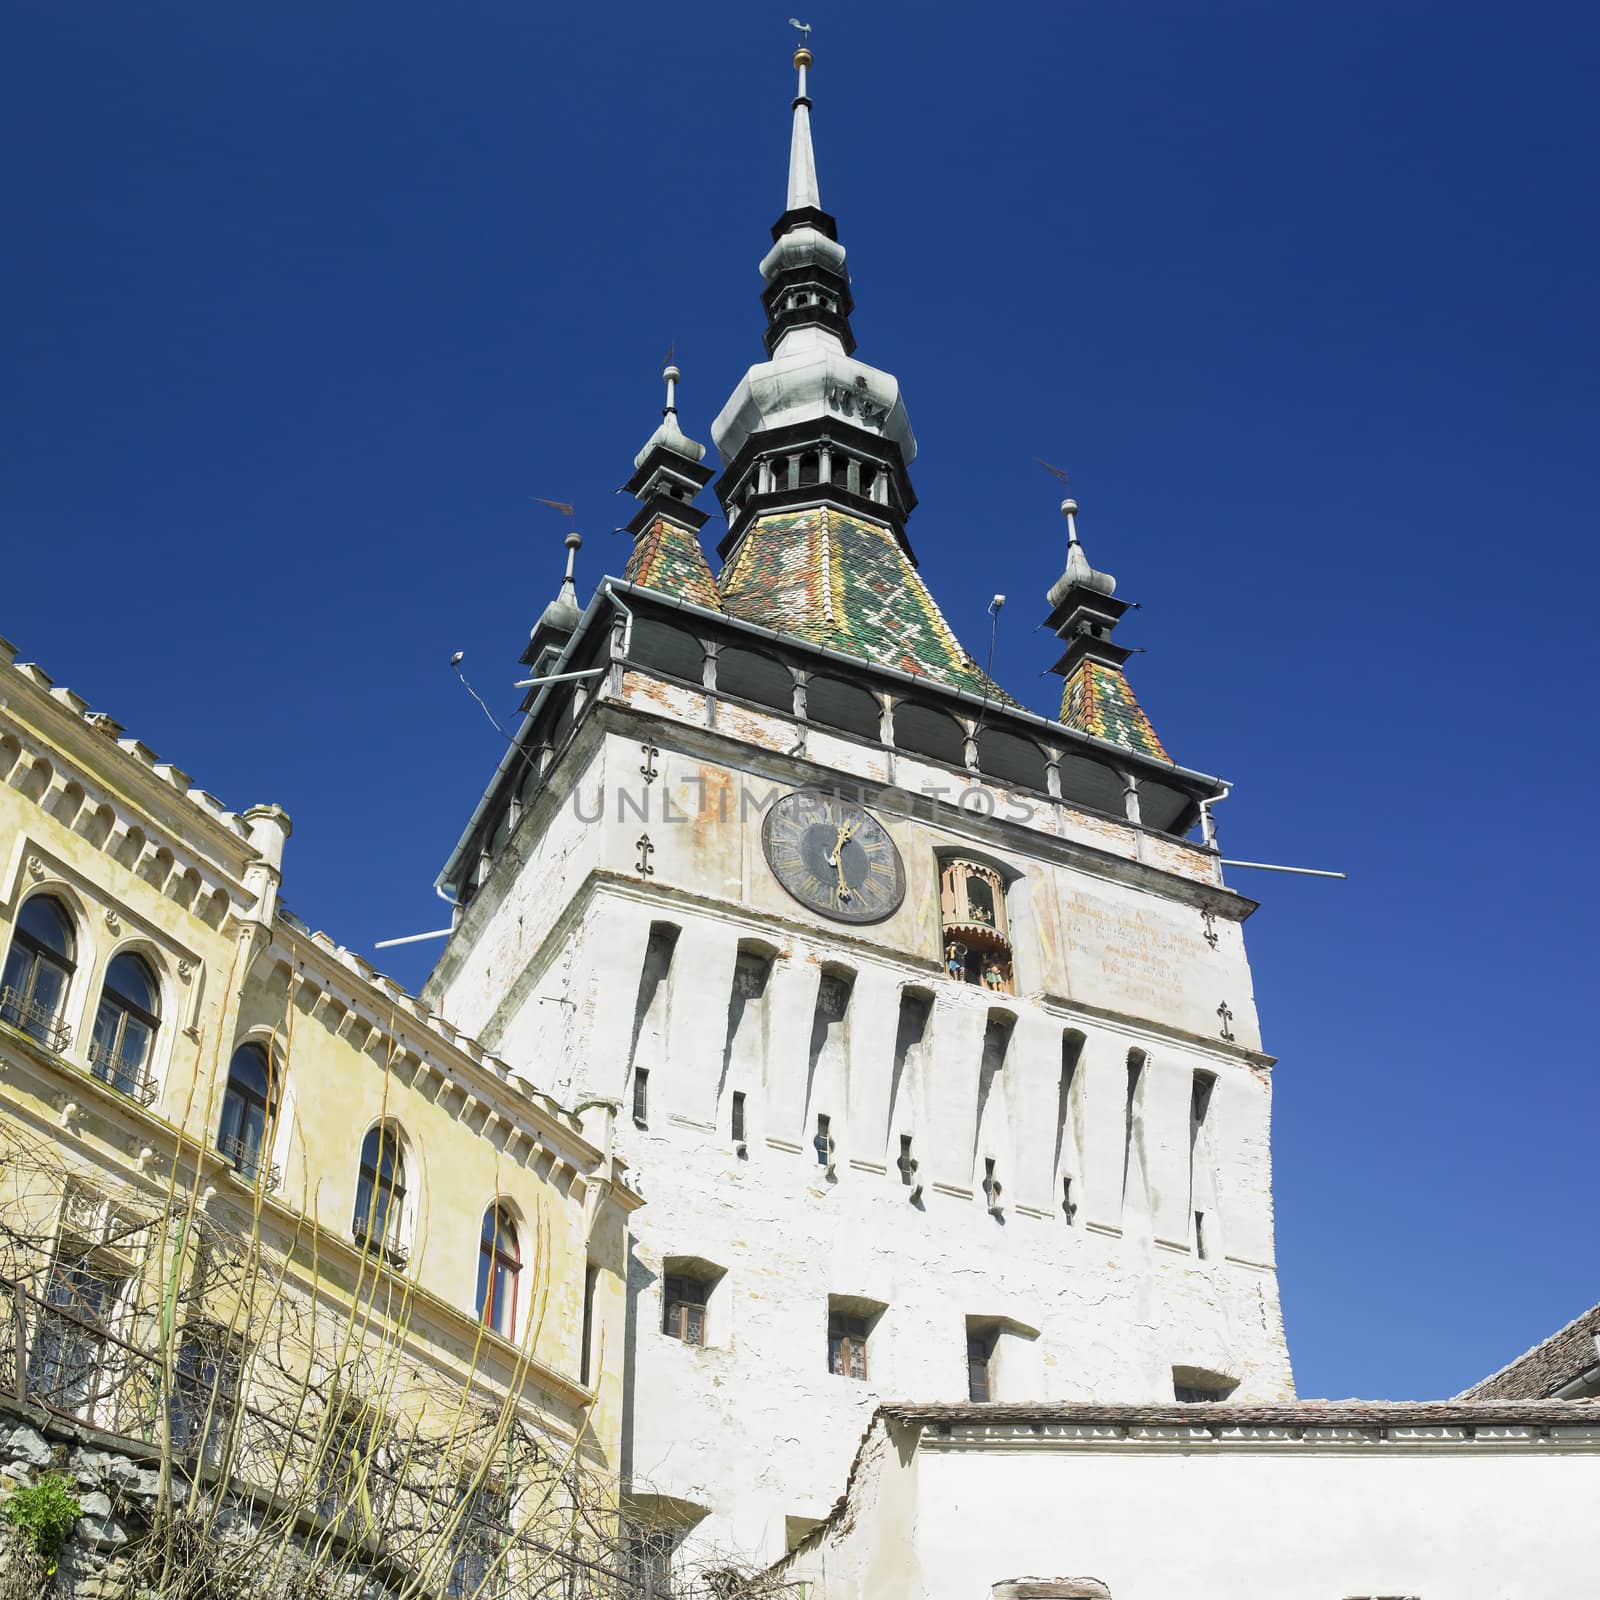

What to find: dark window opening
left=580, top=1263, right=599, bottom=1386
left=814, top=1113, right=833, bottom=1167
left=633, top=1068, right=649, bottom=1126
left=731, top=1091, right=746, bottom=1145
left=982, top=1158, right=1002, bottom=1212
left=828, top=1313, right=869, bottom=1380
left=663, top=1275, right=708, bottom=1346
left=967, top=1331, right=995, bottom=1402
left=897, top=1135, right=917, bottom=1187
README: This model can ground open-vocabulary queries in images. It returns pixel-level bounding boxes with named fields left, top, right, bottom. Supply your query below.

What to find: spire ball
left=794, top=45, right=813, bottom=68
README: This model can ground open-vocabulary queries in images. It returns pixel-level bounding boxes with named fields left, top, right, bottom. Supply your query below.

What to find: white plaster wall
left=799, top=1429, right=1600, bottom=1600
left=429, top=714, right=1290, bottom=1562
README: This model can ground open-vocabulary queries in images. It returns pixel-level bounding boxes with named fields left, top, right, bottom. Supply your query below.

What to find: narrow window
left=353, top=1124, right=408, bottom=1266
left=1121, top=1049, right=1146, bottom=1206
left=897, top=1134, right=917, bottom=1187
left=218, top=1042, right=278, bottom=1183
left=580, top=1263, right=599, bottom=1386
left=1195, top=1210, right=1209, bottom=1261
left=633, top=1067, right=650, bottom=1126
left=827, top=1312, right=869, bottom=1380
left=813, top=1113, right=833, bottom=1167
left=967, top=1330, right=996, bottom=1402
left=663, top=1275, right=708, bottom=1346
left=169, top=1322, right=242, bottom=1468
left=1062, top=1175, right=1077, bottom=1224
left=89, top=952, right=161, bottom=1102
left=1, top=895, right=76, bottom=1050
left=731, top=1090, right=747, bottom=1145
left=982, top=1158, right=1002, bottom=1213
left=476, top=1205, right=521, bottom=1337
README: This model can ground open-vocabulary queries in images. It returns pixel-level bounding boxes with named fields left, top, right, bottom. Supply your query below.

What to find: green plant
left=3, top=1474, right=81, bottom=1570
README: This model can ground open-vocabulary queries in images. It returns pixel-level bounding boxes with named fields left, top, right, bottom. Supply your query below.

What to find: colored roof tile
left=1059, top=659, right=1169, bottom=760
left=624, top=515, right=723, bottom=612
left=717, top=506, right=1015, bottom=704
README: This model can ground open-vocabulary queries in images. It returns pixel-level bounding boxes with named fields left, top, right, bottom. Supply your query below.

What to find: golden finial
left=789, top=18, right=813, bottom=70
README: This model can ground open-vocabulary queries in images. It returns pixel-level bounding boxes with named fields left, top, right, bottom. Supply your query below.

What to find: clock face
left=761, top=789, right=906, bottom=924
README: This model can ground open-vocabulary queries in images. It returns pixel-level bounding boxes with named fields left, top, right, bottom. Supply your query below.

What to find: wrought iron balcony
left=86, top=1041, right=159, bottom=1107
left=351, top=1222, right=409, bottom=1271
left=217, top=1134, right=282, bottom=1193
left=0, top=986, right=72, bottom=1053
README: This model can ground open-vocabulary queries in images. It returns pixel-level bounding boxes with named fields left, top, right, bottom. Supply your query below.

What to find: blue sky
left=5, top=1, right=1597, bottom=1400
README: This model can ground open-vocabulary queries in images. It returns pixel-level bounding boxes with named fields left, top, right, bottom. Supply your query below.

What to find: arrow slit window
left=939, top=860, right=1013, bottom=995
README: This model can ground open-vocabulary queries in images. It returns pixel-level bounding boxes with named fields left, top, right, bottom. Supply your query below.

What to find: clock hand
left=825, top=821, right=850, bottom=867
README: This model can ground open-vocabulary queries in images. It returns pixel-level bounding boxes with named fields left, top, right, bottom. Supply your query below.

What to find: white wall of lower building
left=788, top=1412, right=1600, bottom=1600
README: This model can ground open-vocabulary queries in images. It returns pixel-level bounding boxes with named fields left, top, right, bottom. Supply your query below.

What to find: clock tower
left=424, top=40, right=1292, bottom=1566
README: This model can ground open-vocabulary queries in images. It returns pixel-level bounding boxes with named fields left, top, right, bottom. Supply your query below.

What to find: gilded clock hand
left=824, top=821, right=851, bottom=868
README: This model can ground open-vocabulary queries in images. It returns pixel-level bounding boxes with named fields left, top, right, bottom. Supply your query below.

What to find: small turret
left=1043, top=494, right=1169, bottom=760
left=620, top=364, right=722, bottom=610
left=520, top=531, right=585, bottom=703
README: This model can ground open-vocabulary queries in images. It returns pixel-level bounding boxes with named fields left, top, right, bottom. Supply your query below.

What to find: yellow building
left=0, top=631, right=640, bottom=1594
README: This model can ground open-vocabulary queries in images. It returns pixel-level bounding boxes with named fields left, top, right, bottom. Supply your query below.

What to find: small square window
left=663, top=1275, right=708, bottom=1347
left=828, top=1313, right=869, bottom=1380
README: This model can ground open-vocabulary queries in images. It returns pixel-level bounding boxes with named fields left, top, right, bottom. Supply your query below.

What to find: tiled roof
left=1457, top=1302, right=1600, bottom=1400
left=881, top=1398, right=1600, bottom=1429
left=1060, top=659, right=1168, bottom=760
left=718, top=506, right=1016, bottom=704
left=623, top=514, right=723, bottom=612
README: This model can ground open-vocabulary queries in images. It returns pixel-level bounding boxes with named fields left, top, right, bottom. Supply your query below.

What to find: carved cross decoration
left=635, top=834, right=656, bottom=877
left=1201, top=908, right=1219, bottom=949
left=1217, top=1001, right=1235, bottom=1042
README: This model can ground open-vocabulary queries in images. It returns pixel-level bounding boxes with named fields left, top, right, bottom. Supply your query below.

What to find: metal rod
left=373, top=927, right=455, bottom=950
left=1220, top=859, right=1347, bottom=880
left=510, top=667, right=607, bottom=690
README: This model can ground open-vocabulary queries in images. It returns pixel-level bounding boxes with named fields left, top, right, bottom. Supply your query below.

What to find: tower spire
left=787, top=38, right=820, bottom=211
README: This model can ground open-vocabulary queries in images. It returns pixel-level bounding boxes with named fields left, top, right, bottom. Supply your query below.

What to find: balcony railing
left=351, top=1222, right=409, bottom=1271
left=218, top=1134, right=282, bottom=1193
left=86, top=1040, right=160, bottom=1107
left=0, top=986, right=72, bottom=1053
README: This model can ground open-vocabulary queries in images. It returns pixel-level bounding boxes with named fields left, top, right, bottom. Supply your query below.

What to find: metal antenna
left=449, top=652, right=509, bottom=740
left=1035, top=458, right=1072, bottom=487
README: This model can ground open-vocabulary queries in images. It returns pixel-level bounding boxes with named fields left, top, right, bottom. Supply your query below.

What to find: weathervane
left=788, top=17, right=812, bottom=48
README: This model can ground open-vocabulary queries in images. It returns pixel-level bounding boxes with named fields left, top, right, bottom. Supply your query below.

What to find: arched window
left=1, top=895, right=76, bottom=1050
left=353, top=1124, right=409, bottom=1267
left=218, top=1043, right=278, bottom=1184
left=476, top=1204, right=520, bottom=1337
left=89, top=953, right=160, bottom=1102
